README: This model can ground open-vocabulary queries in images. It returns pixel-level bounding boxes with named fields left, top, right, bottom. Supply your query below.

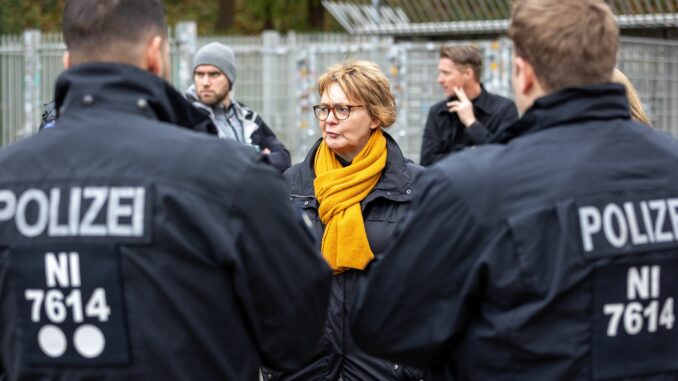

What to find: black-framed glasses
left=312, top=104, right=366, bottom=121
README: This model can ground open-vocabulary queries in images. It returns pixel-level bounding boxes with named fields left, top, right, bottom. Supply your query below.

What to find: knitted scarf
left=314, top=129, right=387, bottom=273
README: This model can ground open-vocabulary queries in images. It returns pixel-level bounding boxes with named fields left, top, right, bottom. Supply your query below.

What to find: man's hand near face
left=447, top=87, right=477, bottom=128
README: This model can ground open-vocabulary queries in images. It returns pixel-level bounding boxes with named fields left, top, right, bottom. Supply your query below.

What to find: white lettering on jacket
left=0, top=186, right=145, bottom=238
left=579, top=198, right=678, bottom=252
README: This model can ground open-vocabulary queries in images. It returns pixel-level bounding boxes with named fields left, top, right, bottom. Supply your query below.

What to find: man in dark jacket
left=352, top=0, right=678, bottom=380
left=186, top=42, right=291, bottom=172
left=420, top=45, right=518, bottom=166
left=0, top=1, right=331, bottom=380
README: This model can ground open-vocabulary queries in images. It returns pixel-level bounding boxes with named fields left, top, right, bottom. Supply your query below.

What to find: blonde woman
left=262, top=60, right=425, bottom=380
left=613, top=68, right=651, bottom=125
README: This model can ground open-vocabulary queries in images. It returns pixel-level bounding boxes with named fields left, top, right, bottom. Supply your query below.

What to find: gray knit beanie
left=193, top=42, right=237, bottom=85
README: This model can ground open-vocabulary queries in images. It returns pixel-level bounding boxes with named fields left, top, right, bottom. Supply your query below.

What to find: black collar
left=55, top=63, right=216, bottom=134
left=494, top=83, right=630, bottom=144
left=292, top=131, right=413, bottom=198
left=473, top=84, right=493, bottom=115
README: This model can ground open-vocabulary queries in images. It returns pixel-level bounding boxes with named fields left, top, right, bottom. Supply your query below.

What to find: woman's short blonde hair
left=612, top=68, right=651, bottom=126
left=317, top=60, right=397, bottom=128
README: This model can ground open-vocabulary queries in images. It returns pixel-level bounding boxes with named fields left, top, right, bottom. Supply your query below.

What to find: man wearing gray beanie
left=186, top=42, right=291, bottom=172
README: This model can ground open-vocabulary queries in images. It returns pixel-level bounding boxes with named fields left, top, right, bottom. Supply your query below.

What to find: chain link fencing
left=1, top=27, right=676, bottom=163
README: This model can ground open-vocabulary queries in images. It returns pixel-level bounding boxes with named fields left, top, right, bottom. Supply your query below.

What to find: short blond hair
left=613, top=69, right=651, bottom=125
left=508, top=0, right=619, bottom=91
left=440, top=45, right=483, bottom=82
left=317, top=60, right=397, bottom=128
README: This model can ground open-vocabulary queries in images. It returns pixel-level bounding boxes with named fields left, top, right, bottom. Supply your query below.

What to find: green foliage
left=0, top=0, right=64, bottom=34
left=0, top=0, right=339, bottom=34
left=163, top=0, right=219, bottom=35
left=1, top=0, right=676, bottom=35
left=232, top=0, right=337, bottom=33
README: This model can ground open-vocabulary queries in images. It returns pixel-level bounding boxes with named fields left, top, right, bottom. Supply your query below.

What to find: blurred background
left=1, top=0, right=676, bottom=163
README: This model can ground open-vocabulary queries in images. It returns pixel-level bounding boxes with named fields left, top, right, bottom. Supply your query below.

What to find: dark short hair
left=439, top=45, right=483, bottom=82
left=508, top=0, right=618, bottom=91
left=62, top=0, right=167, bottom=62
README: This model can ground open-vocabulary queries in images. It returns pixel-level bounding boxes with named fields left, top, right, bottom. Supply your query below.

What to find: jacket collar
left=473, top=84, right=493, bottom=115
left=292, top=131, right=414, bottom=200
left=493, top=83, right=630, bottom=144
left=55, top=63, right=216, bottom=134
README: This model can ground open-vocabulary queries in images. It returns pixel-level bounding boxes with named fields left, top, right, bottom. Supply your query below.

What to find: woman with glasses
left=261, top=60, right=424, bottom=380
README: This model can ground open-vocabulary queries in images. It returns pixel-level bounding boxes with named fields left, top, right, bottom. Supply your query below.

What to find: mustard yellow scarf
left=314, top=129, right=387, bottom=273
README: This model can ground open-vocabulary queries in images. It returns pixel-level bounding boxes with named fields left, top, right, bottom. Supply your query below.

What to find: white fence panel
left=1, top=28, right=677, bottom=164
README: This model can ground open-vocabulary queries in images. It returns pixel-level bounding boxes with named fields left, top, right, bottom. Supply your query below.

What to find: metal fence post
left=387, top=44, right=408, bottom=150
left=174, top=21, right=197, bottom=91
left=671, top=43, right=678, bottom=135
left=2, top=30, right=677, bottom=151
left=262, top=30, right=281, bottom=125
left=23, top=29, right=41, bottom=138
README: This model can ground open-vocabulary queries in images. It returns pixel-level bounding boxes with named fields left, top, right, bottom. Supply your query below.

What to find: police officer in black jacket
left=0, top=1, right=331, bottom=380
left=352, top=0, right=678, bottom=380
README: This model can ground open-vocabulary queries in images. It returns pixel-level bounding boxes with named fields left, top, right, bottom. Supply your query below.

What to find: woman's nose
left=325, top=109, right=338, bottom=123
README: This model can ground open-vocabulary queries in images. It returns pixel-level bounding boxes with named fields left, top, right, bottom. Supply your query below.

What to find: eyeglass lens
left=314, top=105, right=352, bottom=121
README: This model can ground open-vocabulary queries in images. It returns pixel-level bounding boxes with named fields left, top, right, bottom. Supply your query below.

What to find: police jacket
left=39, top=94, right=216, bottom=135
left=420, top=85, right=518, bottom=166
left=352, top=84, right=678, bottom=380
left=0, top=63, right=332, bottom=381
left=263, top=132, right=425, bottom=381
left=185, top=85, right=291, bottom=172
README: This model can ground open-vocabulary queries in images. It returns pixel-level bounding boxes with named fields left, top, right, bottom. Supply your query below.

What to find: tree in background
left=308, top=0, right=326, bottom=30
left=216, top=0, right=236, bottom=32
left=0, top=0, right=64, bottom=34
left=0, top=0, right=339, bottom=34
left=3, top=0, right=677, bottom=35
left=231, top=0, right=337, bottom=34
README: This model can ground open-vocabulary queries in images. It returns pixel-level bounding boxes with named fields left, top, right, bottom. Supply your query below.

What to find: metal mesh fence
left=617, top=37, right=678, bottom=135
left=0, top=34, right=24, bottom=145
left=323, top=0, right=678, bottom=35
left=189, top=35, right=513, bottom=162
left=1, top=30, right=677, bottom=163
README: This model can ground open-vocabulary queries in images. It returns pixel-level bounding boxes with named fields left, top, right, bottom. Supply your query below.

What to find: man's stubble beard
left=199, top=88, right=229, bottom=107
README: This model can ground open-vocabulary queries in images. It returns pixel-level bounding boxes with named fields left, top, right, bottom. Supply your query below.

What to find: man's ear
left=62, top=51, right=71, bottom=69
left=144, top=35, right=164, bottom=76
left=514, top=56, right=535, bottom=96
left=462, top=66, right=476, bottom=87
